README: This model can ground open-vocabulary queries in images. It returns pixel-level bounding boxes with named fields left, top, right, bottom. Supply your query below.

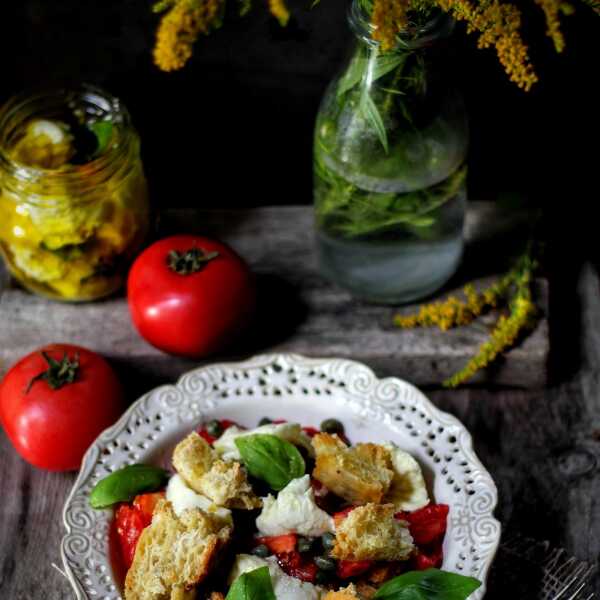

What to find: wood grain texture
left=0, top=263, right=597, bottom=599
left=0, top=203, right=549, bottom=388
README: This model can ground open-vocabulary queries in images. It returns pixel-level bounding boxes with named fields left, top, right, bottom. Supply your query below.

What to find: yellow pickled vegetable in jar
left=0, top=85, right=150, bottom=301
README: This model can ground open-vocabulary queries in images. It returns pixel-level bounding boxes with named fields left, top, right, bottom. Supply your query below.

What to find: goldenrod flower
left=395, top=252, right=538, bottom=387
left=372, top=0, right=409, bottom=51
left=443, top=293, right=537, bottom=387
left=438, top=0, right=537, bottom=90
left=154, top=0, right=224, bottom=72
left=535, top=0, right=573, bottom=52
left=394, top=276, right=512, bottom=331
left=269, top=0, right=291, bottom=25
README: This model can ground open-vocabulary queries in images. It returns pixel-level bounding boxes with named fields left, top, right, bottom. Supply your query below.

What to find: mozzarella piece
left=228, top=554, right=322, bottom=600
left=30, top=119, right=68, bottom=144
left=256, top=475, right=334, bottom=537
left=166, top=474, right=232, bottom=523
left=213, top=423, right=313, bottom=461
left=383, top=443, right=429, bottom=511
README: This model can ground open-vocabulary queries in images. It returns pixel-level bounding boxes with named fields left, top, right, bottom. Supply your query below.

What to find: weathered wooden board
left=0, top=203, right=548, bottom=388
left=0, top=264, right=597, bottom=600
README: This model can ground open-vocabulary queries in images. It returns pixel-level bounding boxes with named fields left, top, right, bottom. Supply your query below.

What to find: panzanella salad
left=90, top=418, right=481, bottom=600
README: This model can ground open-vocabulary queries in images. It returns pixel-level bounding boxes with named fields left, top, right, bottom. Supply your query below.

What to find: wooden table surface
left=1, top=205, right=599, bottom=599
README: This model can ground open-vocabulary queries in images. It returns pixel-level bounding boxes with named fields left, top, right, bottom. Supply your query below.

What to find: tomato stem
left=26, top=351, right=80, bottom=393
left=167, top=247, right=219, bottom=275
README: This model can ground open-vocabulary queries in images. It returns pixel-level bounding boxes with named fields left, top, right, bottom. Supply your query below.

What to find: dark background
left=0, top=0, right=597, bottom=210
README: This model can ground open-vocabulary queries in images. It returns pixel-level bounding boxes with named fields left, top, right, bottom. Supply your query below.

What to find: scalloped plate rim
left=60, top=352, right=501, bottom=599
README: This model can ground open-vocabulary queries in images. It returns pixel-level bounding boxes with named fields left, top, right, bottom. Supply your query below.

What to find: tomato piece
left=0, top=344, right=124, bottom=471
left=333, top=506, right=355, bottom=527
left=277, top=551, right=318, bottom=583
left=133, top=492, right=165, bottom=527
left=395, top=504, right=449, bottom=546
left=257, top=533, right=298, bottom=554
left=302, top=426, right=320, bottom=437
left=127, top=236, right=255, bottom=358
left=115, top=504, right=147, bottom=569
left=272, top=419, right=287, bottom=424
left=337, top=559, right=374, bottom=579
left=413, top=544, right=444, bottom=570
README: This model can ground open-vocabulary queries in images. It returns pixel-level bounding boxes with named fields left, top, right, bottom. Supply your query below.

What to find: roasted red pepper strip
left=115, top=504, right=147, bottom=569
left=132, top=492, right=165, bottom=528
left=257, top=533, right=298, bottom=554
left=277, top=551, right=318, bottom=583
left=337, top=559, right=374, bottom=579
left=395, top=503, right=449, bottom=546
left=412, top=545, right=444, bottom=570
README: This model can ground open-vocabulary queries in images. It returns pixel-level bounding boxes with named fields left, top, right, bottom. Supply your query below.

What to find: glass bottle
left=0, top=85, right=149, bottom=301
left=314, top=4, right=468, bottom=304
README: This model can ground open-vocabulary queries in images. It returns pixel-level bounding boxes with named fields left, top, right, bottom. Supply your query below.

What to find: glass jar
left=0, top=85, right=149, bottom=301
left=314, top=5, right=468, bottom=304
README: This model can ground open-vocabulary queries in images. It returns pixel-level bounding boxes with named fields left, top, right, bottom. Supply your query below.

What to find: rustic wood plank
left=0, top=203, right=549, bottom=388
left=0, top=263, right=597, bottom=599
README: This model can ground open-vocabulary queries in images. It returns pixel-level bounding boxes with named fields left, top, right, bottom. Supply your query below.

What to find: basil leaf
left=235, top=434, right=305, bottom=491
left=374, top=569, right=481, bottom=600
left=226, top=566, right=276, bottom=600
left=89, top=464, right=169, bottom=509
left=88, top=121, right=113, bottom=155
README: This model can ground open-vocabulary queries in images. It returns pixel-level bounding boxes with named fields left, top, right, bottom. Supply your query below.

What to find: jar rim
left=0, top=84, right=135, bottom=192
left=348, top=2, right=454, bottom=50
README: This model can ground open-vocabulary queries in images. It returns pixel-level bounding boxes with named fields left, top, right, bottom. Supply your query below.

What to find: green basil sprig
left=226, top=566, right=276, bottom=600
left=374, top=569, right=481, bottom=600
left=89, top=464, right=169, bottom=509
left=235, top=434, right=305, bottom=491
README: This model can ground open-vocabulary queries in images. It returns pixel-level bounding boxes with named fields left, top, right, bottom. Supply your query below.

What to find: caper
left=206, top=419, right=223, bottom=438
left=315, top=570, right=331, bottom=585
left=251, top=544, right=271, bottom=558
left=321, top=532, right=336, bottom=551
left=297, top=537, right=314, bottom=553
left=258, top=417, right=273, bottom=426
left=320, top=418, right=345, bottom=435
left=314, top=556, right=337, bottom=571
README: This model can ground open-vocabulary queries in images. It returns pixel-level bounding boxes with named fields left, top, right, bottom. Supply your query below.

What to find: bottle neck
left=348, top=0, right=454, bottom=53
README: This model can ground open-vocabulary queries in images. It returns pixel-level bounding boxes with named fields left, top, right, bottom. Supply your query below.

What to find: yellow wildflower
left=395, top=251, right=538, bottom=387
left=443, top=293, right=537, bottom=387
left=535, top=0, right=573, bottom=52
left=438, top=0, right=537, bottom=90
left=394, top=276, right=512, bottom=331
left=154, top=0, right=224, bottom=72
left=372, top=0, right=410, bottom=51
left=268, top=0, right=291, bottom=25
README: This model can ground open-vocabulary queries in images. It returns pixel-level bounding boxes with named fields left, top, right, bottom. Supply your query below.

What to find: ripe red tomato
left=0, top=344, right=124, bottom=471
left=127, top=235, right=255, bottom=358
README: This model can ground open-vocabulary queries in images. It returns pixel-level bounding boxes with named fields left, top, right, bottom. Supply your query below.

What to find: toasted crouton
left=199, top=460, right=261, bottom=509
left=209, top=594, right=225, bottom=600
left=312, top=434, right=394, bottom=504
left=173, top=432, right=260, bottom=509
left=124, top=500, right=232, bottom=600
left=170, top=586, right=196, bottom=600
left=173, top=433, right=217, bottom=485
left=332, top=503, right=413, bottom=562
left=323, top=584, right=362, bottom=599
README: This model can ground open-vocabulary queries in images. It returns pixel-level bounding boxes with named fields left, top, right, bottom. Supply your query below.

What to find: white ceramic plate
left=61, top=353, right=500, bottom=599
